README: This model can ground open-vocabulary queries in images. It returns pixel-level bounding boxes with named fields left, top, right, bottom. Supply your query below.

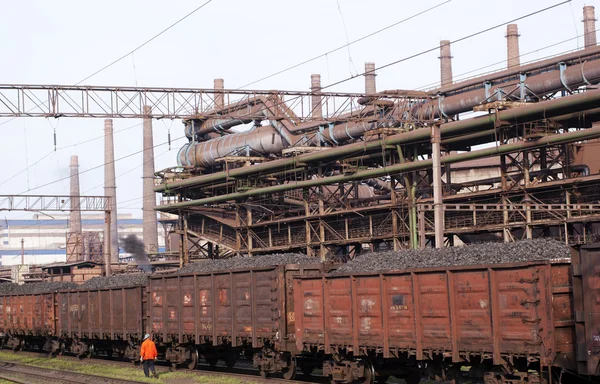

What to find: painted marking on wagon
left=361, top=298, right=375, bottom=312
left=479, top=300, right=488, bottom=309
left=183, top=294, right=192, bottom=305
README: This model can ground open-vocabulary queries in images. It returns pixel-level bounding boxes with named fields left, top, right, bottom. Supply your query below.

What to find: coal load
left=0, top=281, right=78, bottom=295
left=179, top=253, right=316, bottom=274
left=335, top=239, right=570, bottom=274
left=80, top=273, right=149, bottom=290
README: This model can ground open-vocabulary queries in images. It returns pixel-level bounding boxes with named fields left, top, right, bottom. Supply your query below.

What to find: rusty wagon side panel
left=57, top=286, right=144, bottom=340
left=295, top=260, right=573, bottom=368
left=148, top=264, right=324, bottom=351
left=0, top=293, right=55, bottom=336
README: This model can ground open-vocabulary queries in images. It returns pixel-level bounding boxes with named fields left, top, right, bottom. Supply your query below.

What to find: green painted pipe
left=155, top=89, right=600, bottom=194
left=157, top=125, right=600, bottom=211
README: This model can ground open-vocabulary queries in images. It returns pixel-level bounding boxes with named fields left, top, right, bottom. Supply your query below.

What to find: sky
left=0, top=0, right=594, bottom=220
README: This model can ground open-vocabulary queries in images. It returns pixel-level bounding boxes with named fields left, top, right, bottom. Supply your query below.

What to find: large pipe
left=104, top=119, right=119, bottom=263
left=506, top=24, right=520, bottom=68
left=416, top=54, right=600, bottom=119
left=439, top=40, right=453, bottom=87
left=143, top=106, right=159, bottom=254
left=157, top=89, right=600, bottom=193
left=69, top=155, right=82, bottom=234
left=584, top=6, right=597, bottom=49
left=158, top=125, right=600, bottom=210
left=311, top=74, right=323, bottom=119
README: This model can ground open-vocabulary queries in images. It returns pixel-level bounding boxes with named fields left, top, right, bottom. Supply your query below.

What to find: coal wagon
left=147, top=263, right=326, bottom=378
left=0, top=292, right=55, bottom=351
left=294, top=245, right=600, bottom=384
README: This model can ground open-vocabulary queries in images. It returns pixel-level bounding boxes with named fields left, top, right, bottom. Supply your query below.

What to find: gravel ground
left=178, top=253, right=315, bottom=274
left=79, top=273, right=149, bottom=289
left=0, top=281, right=78, bottom=295
left=335, top=238, right=570, bottom=274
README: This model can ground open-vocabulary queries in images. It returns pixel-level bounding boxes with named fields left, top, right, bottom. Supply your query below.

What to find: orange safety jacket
left=140, top=338, right=158, bottom=361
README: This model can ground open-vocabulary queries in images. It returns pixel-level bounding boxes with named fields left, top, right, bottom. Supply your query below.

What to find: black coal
left=178, top=253, right=316, bottom=274
left=79, top=273, right=149, bottom=289
left=334, top=238, right=570, bottom=274
left=0, top=281, right=78, bottom=295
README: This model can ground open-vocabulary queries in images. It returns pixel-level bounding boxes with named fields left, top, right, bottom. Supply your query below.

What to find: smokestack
left=142, top=106, right=159, bottom=255
left=214, top=78, right=224, bottom=110
left=364, top=62, right=376, bottom=94
left=311, top=74, right=322, bottom=119
left=69, top=155, right=82, bottom=233
left=439, top=40, right=453, bottom=87
left=584, top=6, right=597, bottom=48
left=104, top=119, right=119, bottom=263
left=506, top=24, right=520, bottom=69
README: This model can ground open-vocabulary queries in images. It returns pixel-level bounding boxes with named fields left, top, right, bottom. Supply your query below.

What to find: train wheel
left=225, top=353, right=236, bottom=368
left=357, top=360, right=375, bottom=384
left=187, top=346, right=199, bottom=370
left=282, top=356, right=297, bottom=380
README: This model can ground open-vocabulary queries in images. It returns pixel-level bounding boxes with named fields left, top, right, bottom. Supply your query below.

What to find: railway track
left=0, top=360, right=144, bottom=384
left=0, top=350, right=326, bottom=384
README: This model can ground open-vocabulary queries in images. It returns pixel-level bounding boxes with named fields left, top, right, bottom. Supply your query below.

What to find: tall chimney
left=69, top=155, right=82, bottom=233
left=439, top=40, right=453, bottom=87
left=104, top=119, right=119, bottom=263
left=506, top=24, right=520, bottom=69
left=584, top=6, right=597, bottom=48
left=364, top=62, right=376, bottom=94
left=142, top=106, right=159, bottom=255
left=214, top=78, right=224, bottom=110
left=311, top=74, right=322, bottom=119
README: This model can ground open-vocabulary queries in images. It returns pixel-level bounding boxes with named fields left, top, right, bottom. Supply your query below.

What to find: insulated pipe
left=365, top=62, right=376, bottom=94
left=311, top=74, right=323, bottom=119
left=415, top=56, right=600, bottom=119
left=158, top=125, right=600, bottom=210
left=160, top=89, right=600, bottom=192
left=506, top=24, right=520, bottom=69
left=439, top=40, right=453, bottom=87
left=143, top=106, right=159, bottom=254
left=69, top=155, right=82, bottom=234
left=584, top=6, right=597, bottom=49
left=104, top=119, right=119, bottom=263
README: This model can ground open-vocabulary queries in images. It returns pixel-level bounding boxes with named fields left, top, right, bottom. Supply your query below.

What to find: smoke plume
left=120, top=234, right=152, bottom=273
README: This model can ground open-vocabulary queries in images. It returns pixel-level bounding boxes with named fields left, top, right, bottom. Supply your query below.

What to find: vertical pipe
left=69, top=155, right=82, bottom=233
left=365, top=62, right=376, bottom=94
left=214, top=78, right=224, bottom=110
left=431, top=125, right=443, bottom=248
left=506, top=24, right=520, bottom=69
left=311, top=74, right=323, bottom=119
left=143, top=106, right=159, bottom=255
left=104, top=119, right=119, bottom=263
left=439, top=40, right=453, bottom=87
left=584, top=6, right=597, bottom=48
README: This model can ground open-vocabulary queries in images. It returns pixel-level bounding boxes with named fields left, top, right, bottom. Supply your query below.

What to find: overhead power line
left=237, top=0, right=452, bottom=89
left=322, top=0, right=571, bottom=90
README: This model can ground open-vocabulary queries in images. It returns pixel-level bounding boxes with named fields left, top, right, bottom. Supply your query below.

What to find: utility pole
left=20, top=238, right=24, bottom=266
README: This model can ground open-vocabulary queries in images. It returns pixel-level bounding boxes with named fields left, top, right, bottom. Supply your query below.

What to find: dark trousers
left=143, top=359, right=156, bottom=377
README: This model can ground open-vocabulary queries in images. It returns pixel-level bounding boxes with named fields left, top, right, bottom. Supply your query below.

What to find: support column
left=431, top=125, right=444, bottom=248
left=104, top=119, right=119, bottom=263
left=142, top=106, right=159, bottom=255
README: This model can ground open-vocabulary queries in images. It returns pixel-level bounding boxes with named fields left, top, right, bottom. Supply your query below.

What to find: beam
left=0, top=195, right=110, bottom=211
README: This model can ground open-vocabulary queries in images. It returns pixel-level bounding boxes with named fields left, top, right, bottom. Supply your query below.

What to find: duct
left=363, top=178, right=392, bottom=192
left=414, top=57, right=600, bottom=119
left=158, top=125, right=600, bottom=210
left=157, top=89, right=600, bottom=193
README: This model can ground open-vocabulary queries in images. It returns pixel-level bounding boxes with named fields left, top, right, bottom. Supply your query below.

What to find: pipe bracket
left=559, top=62, right=573, bottom=93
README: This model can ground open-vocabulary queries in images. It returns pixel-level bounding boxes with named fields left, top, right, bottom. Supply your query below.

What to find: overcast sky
left=0, top=0, right=593, bottom=220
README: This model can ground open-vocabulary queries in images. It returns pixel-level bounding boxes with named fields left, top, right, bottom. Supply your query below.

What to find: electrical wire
left=237, top=0, right=452, bottom=89
left=321, top=1, right=571, bottom=90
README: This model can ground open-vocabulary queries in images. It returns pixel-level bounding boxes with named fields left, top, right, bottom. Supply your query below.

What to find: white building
left=0, top=213, right=165, bottom=266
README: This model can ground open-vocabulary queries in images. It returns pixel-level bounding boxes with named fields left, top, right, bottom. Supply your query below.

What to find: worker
left=140, top=333, right=158, bottom=378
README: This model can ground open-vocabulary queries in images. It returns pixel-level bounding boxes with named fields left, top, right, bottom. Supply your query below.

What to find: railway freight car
left=147, top=262, right=327, bottom=379
left=0, top=291, right=55, bottom=351
left=293, top=244, right=600, bottom=384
